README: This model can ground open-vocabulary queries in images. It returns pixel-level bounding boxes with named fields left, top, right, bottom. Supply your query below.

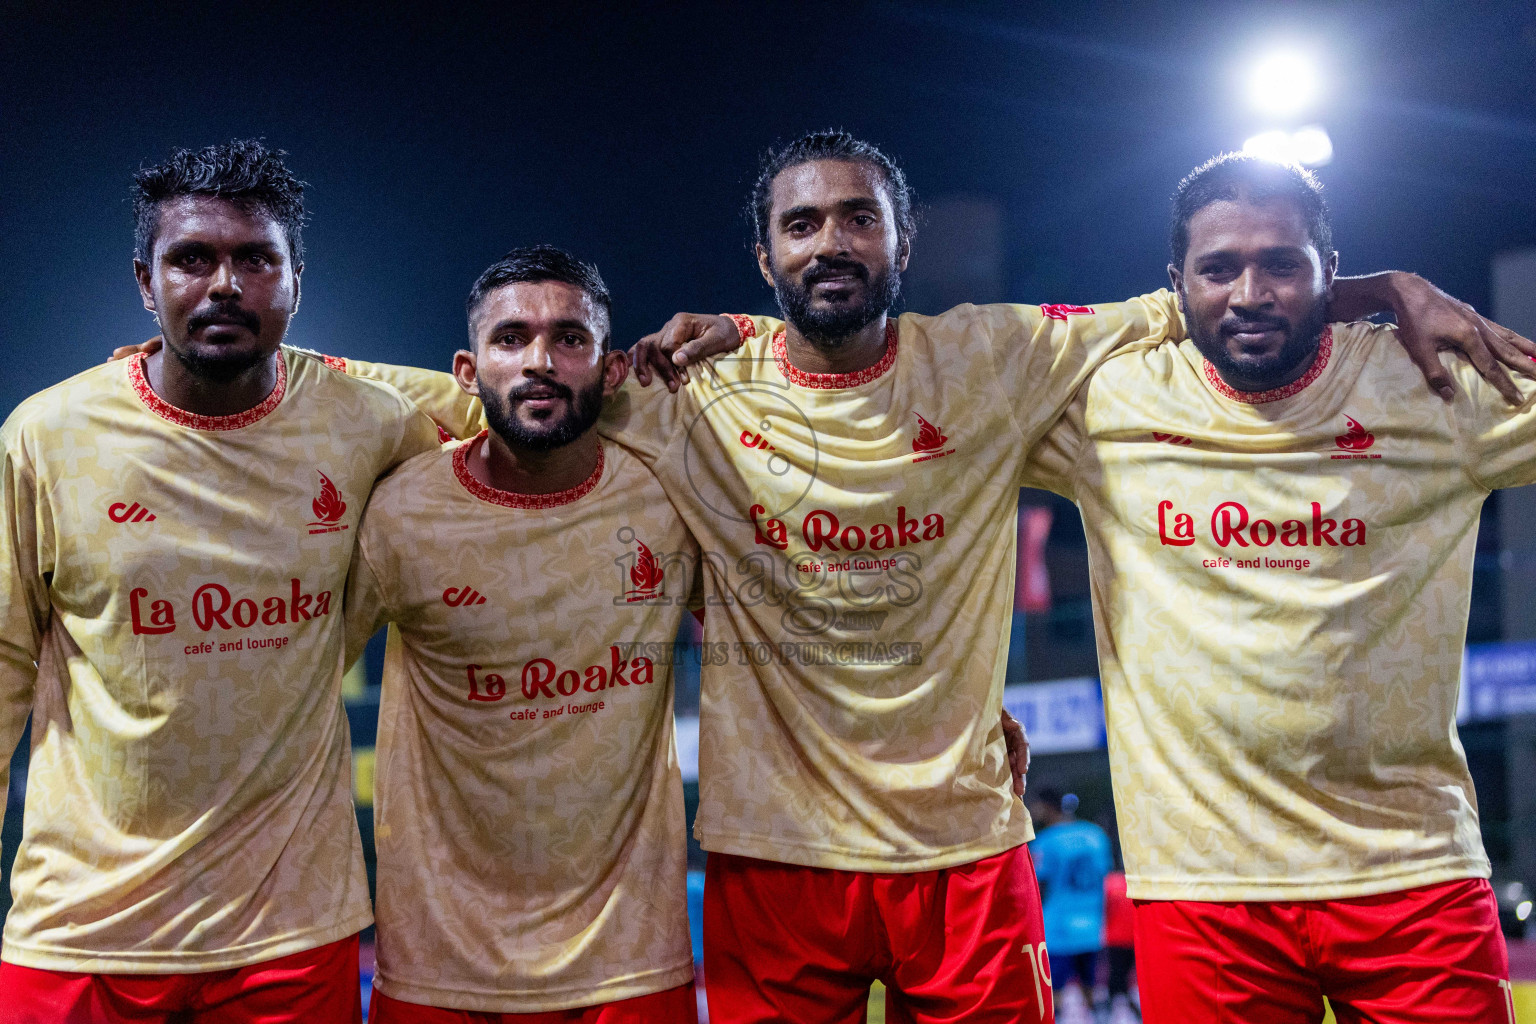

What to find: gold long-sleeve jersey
left=0, top=349, right=440, bottom=972
left=1021, top=322, right=1536, bottom=902
left=343, top=436, right=696, bottom=1013
left=335, top=294, right=1183, bottom=872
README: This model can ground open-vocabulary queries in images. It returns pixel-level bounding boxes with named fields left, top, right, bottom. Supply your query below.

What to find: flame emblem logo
left=625, top=539, right=665, bottom=602
left=310, top=472, right=348, bottom=525
left=912, top=414, right=949, bottom=454
left=1334, top=415, right=1375, bottom=452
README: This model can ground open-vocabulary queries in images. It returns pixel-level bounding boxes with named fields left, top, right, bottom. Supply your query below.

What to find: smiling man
left=1018, top=153, right=1529, bottom=1022
left=343, top=246, right=698, bottom=1023
left=0, top=141, right=439, bottom=1022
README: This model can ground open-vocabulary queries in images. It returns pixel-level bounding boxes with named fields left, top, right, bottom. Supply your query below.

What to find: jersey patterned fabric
left=343, top=436, right=696, bottom=1014
left=1021, top=322, right=1536, bottom=903
left=598, top=296, right=1184, bottom=872
left=0, top=350, right=440, bottom=973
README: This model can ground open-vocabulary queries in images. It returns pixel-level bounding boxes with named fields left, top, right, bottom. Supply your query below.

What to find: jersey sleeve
left=0, top=426, right=48, bottom=828
left=964, top=290, right=1184, bottom=447
left=335, top=357, right=485, bottom=442
left=342, top=505, right=397, bottom=668
left=1017, top=387, right=1089, bottom=499
left=1454, top=351, right=1536, bottom=491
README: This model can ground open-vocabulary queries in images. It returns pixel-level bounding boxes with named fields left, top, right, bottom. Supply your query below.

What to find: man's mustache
left=507, top=379, right=575, bottom=404
left=187, top=305, right=261, bottom=334
left=802, top=259, right=870, bottom=286
left=1221, top=315, right=1289, bottom=335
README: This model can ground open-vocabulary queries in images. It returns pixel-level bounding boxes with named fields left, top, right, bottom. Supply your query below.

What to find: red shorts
left=0, top=934, right=361, bottom=1024
left=1134, top=877, right=1513, bottom=1023
left=703, top=844, right=1051, bottom=1024
left=366, top=983, right=696, bottom=1023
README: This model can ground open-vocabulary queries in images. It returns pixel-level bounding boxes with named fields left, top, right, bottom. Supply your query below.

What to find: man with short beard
left=1017, top=153, right=1526, bottom=1021
left=342, top=246, right=699, bottom=1022
left=0, top=140, right=440, bottom=1021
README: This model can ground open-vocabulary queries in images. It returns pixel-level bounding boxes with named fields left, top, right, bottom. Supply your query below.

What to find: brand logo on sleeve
left=442, top=585, right=489, bottom=607
left=1040, top=303, right=1094, bottom=321
left=1331, top=415, right=1381, bottom=460
left=625, top=539, right=665, bottom=602
left=911, top=413, right=955, bottom=463
left=307, top=471, right=350, bottom=534
left=108, top=500, right=157, bottom=523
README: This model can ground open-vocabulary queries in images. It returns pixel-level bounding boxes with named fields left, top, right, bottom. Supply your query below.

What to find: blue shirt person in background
left=1030, top=788, right=1114, bottom=1022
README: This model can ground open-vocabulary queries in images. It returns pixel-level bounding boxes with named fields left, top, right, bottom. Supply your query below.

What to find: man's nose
left=207, top=259, right=242, bottom=301
left=1229, top=267, right=1271, bottom=309
left=522, top=336, right=556, bottom=374
left=811, top=220, right=852, bottom=260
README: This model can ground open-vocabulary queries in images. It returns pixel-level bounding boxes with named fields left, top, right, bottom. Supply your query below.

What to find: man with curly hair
left=0, top=140, right=440, bottom=1021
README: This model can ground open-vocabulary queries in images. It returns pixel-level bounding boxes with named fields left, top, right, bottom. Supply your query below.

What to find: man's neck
left=783, top=313, right=889, bottom=376
left=472, top=428, right=600, bottom=495
left=145, top=348, right=281, bottom=417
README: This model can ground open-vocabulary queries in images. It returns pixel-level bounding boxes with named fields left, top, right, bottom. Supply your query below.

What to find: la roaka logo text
left=751, top=504, right=945, bottom=552
left=130, top=578, right=334, bottom=636
left=1158, top=500, right=1366, bottom=548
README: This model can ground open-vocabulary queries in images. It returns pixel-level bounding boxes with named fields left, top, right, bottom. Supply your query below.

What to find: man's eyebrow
left=778, top=197, right=882, bottom=222
left=484, top=318, right=596, bottom=335
left=1193, top=244, right=1311, bottom=261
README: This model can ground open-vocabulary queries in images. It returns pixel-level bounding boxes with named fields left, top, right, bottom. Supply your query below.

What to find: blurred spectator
left=1030, top=788, right=1113, bottom=1022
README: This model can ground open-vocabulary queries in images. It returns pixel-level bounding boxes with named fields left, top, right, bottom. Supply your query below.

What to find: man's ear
left=756, top=243, right=776, bottom=289
left=1323, top=250, right=1339, bottom=299
left=452, top=348, right=481, bottom=396
left=1168, top=264, right=1186, bottom=314
left=291, top=263, right=303, bottom=317
left=601, top=349, right=630, bottom=396
left=135, top=259, right=156, bottom=313
left=896, top=237, right=911, bottom=274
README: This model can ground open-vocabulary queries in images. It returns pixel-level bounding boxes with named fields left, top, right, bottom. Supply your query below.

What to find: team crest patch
left=308, top=471, right=350, bottom=534
left=912, top=413, right=955, bottom=463
left=1330, top=415, right=1381, bottom=460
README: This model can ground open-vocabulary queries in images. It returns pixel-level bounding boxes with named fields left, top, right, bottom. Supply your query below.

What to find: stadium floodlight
left=1519, top=899, right=1533, bottom=923
left=1241, top=125, right=1334, bottom=168
left=1248, top=49, right=1320, bottom=117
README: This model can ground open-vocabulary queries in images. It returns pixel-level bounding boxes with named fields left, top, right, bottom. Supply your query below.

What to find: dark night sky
left=3, top=1, right=1535, bottom=418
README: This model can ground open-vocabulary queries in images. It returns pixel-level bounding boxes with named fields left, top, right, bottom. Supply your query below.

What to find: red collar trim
left=773, top=322, right=898, bottom=389
left=452, top=431, right=604, bottom=509
left=127, top=351, right=288, bottom=430
left=1202, top=326, right=1333, bottom=405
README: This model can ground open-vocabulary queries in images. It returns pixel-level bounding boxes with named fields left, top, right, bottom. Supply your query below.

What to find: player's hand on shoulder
left=1388, top=274, right=1536, bottom=405
left=109, top=336, right=163, bottom=362
left=631, top=313, right=742, bottom=391
left=1002, top=708, right=1030, bottom=798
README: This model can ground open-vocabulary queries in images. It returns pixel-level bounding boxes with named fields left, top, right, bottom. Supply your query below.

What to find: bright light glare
left=1242, top=125, right=1333, bottom=168
left=1518, top=900, right=1533, bottom=922
left=1248, top=50, right=1320, bottom=116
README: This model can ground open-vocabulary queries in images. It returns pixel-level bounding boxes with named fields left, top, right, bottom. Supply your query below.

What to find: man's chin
left=167, top=339, right=272, bottom=382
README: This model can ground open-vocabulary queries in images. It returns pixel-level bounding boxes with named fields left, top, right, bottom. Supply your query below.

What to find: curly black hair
left=466, top=244, right=612, bottom=347
left=1170, top=153, right=1332, bottom=268
left=132, top=139, right=307, bottom=264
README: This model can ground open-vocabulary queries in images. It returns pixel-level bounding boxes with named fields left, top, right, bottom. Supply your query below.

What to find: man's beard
left=163, top=303, right=269, bottom=383
left=772, top=256, right=901, bottom=348
left=480, top=375, right=605, bottom=452
left=1187, top=295, right=1329, bottom=392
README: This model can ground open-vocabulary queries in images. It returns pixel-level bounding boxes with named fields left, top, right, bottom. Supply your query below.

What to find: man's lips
left=1223, top=322, right=1287, bottom=344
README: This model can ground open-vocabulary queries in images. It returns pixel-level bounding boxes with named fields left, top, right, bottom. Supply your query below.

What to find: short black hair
left=465, top=244, right=613, bottom=347
left=749, top=129, right=917, bottom=252
left=133, top=139, right=307, bottom=264
left=1170, top=153, right=1332, bottom=269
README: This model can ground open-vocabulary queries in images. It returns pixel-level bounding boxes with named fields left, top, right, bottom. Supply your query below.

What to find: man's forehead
left=771, top=159, right=891, bottom=212
left=1188, top=197, right=1313, bottom=252
left=478, top=280, right=605, bottom=329
left=156, top=196, right=284, bottom=241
